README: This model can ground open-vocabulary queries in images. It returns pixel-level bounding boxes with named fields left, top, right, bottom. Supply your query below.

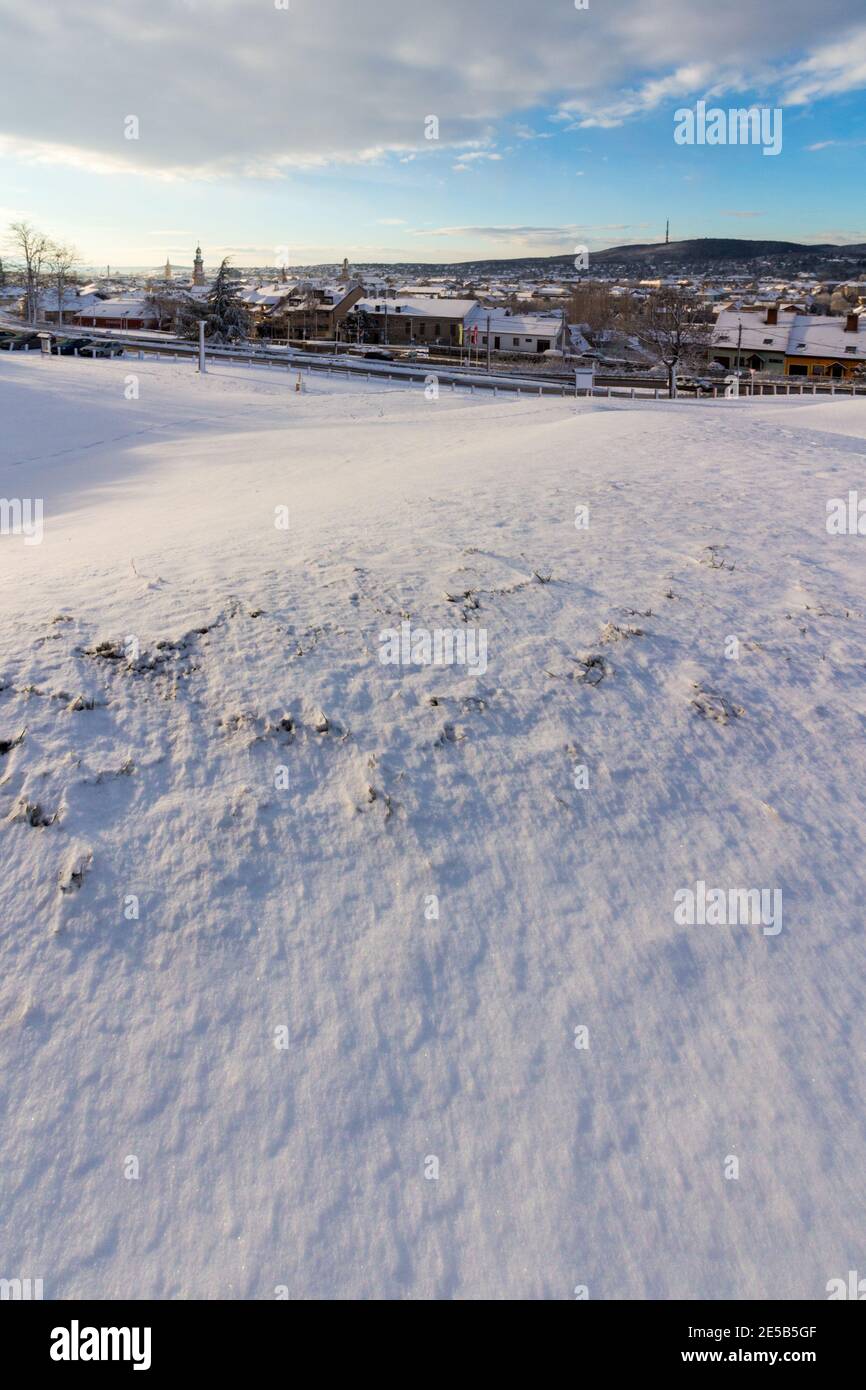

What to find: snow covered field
left=1, top=351, right=865, bottom=1300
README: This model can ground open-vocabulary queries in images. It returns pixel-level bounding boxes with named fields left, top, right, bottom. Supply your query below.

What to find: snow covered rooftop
left=465, top=305, right=564, bottom=336
left=713, top=306, right=866, bottom=360
left=786, top=313, right=866, bottom=360
left=72, top=297, right=156, bottom=318
left=713, top=306, right=799, bottom=354
left=358, top=296, right=477, bottom=319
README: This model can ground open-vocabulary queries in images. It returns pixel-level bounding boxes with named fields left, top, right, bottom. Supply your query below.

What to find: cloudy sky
left=1, top=0, right=865, bottom=267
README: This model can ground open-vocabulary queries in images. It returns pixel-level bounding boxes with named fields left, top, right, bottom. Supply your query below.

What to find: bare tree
left=46, top=242, right=79, bottom=324
left=145, top=288, right=183, bottom=331
left=567, top=282, right=639, bottom=334
left=633, top=289, right=712, bottom=398
left=8, top=221, right=50, bottom=323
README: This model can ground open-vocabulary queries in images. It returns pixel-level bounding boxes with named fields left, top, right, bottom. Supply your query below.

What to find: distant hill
left=443, top=238, right=866, bottom=274
left=306, top=238, right=866, bottom=277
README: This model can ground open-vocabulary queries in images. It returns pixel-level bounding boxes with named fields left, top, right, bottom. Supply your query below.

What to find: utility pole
left=735, top=320, right=743, bottom=375
left=486, top=312, right=491, bottom=372
left=384, top=298, right=388, bottom=346
left=198, top=320, right=207, bottom=374
left=665, top=220, right=669, bottom=245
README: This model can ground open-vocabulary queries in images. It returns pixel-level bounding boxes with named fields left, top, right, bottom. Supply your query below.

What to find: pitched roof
left=358, top=297, right=477, bottom=319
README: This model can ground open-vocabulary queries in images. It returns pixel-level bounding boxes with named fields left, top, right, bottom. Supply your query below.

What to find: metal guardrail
left=4, top=316, right=866, bottom=400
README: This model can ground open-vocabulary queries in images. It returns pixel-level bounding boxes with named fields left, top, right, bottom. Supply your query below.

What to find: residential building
left=712, top=303, right=865, bottom=378
left=785, top=311, right=866, bottom=378
left=72, top=298, right=160, bottom=330
left=356, top=297, right=477, bottom=346
left=465, top=305, right=570, bottom=355
left=711, top=304, right=800, bottom=374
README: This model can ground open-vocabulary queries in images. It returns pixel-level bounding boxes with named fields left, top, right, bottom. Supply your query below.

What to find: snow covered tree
left=634, top=289, right=712, bottom=398
left=45, top=243, right=78, bottom=324
left=186, top=257, right=249, bottom=344
left=343, top=306, right=374, bottom=344
left=7, top=221, right=49, bottom=323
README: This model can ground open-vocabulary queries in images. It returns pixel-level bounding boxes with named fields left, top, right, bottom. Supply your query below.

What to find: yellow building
left=785, top=311, right=865, bottom=379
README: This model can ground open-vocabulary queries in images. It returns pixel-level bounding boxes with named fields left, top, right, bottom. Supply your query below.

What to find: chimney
left=766, top=305, right=778, bottom=325
left=846, top=311, right=859, bottom=333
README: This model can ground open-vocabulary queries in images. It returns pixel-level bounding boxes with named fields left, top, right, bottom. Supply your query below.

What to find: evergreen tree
left=344, top=306, right=373, bottom=344
left=183, top=257, right=249, bottom=344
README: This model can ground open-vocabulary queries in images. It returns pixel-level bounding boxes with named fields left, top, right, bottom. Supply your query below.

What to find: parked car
left=57, top=337, right=94, bottom=355
left=80, top=341, right=124, bottom=357
left=6, top=332, right=42, bottom=350
left=362, top=349, right=394, bottom=362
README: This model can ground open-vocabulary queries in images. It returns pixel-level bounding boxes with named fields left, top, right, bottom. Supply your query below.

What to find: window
left=513, top=337, right=520, bottom=347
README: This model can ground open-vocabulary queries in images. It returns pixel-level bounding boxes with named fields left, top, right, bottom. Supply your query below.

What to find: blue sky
left=1, top=0, right=865, bottom=267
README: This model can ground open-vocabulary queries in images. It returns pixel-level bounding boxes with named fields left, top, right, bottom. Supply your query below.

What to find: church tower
left=193, top=244, right=205, bottom=286
left=164, top=257, right=172, bottom=280
left=340, top=256, right=350, bottom=284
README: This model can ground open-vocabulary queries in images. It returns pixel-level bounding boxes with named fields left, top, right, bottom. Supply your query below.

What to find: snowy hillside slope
left=1, top=354, right=865, bottom=1299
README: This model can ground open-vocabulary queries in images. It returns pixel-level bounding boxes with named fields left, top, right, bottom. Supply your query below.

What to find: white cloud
left=0, top=0, right=863, bottom=179
left=417, top=223, right=650, bottom=254
left=784, top=28, right=866, bottom=104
